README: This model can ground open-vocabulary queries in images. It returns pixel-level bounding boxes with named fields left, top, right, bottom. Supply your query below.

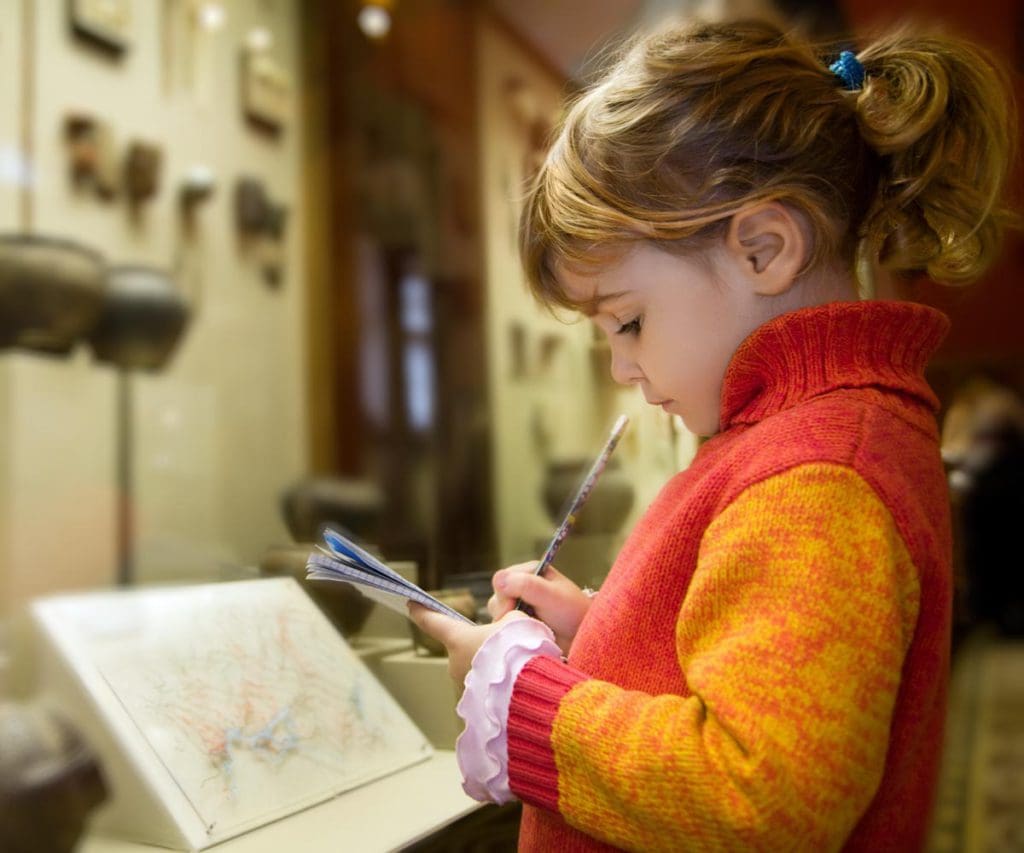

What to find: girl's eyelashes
left=616, top=316, right=643, bottom=336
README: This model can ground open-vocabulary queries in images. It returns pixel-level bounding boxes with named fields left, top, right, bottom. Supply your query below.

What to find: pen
left=516, top=414, right=630, bottom=616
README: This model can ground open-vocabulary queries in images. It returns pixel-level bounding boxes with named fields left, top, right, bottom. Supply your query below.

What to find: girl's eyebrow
left=581, top=290, right=629, bottom=317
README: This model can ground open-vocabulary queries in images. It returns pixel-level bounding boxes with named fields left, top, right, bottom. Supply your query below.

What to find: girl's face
left=559, top=243, right=768, bottom=436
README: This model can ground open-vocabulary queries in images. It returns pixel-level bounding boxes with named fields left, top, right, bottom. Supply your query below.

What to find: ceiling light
left=196, top=2, right=226, bottom=31
left=358, top=2, right=392, bottom=40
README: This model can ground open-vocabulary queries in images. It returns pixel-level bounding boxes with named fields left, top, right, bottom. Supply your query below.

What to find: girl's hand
left=488, top=562, right=593, bottom=655
left=407, top=605, right=531, bottom=686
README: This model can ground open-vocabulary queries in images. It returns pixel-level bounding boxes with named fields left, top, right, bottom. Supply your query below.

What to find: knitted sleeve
left=506, top=463, right=921, bottom=851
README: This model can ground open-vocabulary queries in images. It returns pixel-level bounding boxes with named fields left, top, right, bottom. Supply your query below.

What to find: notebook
left=305, top=527, right=475, bottom=624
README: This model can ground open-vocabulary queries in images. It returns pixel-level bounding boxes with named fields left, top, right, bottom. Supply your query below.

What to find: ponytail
left=855, top=28, right=1017, bottom=283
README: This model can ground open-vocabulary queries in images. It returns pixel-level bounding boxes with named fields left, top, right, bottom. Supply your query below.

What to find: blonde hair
left=520, top=18, right=1017, bottom=308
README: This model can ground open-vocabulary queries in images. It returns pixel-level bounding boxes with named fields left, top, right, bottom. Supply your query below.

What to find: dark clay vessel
left=0, top=233, right=106, bottom=355
left=87, top=265, right=189, bottom=371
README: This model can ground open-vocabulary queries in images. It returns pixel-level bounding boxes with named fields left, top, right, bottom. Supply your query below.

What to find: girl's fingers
left=486, top=593, right=506, bottom=620
left=488, top=563, right=536, bottom=619
left=407, top=603, right=462, bottom=646
left=501, top=561, right=542, bottom=578
left=488, top=562, right=579, bottom=621
left=495, top=570, right=557, bottom=613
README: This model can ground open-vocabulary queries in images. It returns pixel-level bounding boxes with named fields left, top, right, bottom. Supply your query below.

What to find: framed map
left=32, top=578, right=432, bottom=850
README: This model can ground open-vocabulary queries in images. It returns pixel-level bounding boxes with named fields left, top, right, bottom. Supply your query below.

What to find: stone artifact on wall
left=122, top=140, right=163, bottom=207
left=234, top=176, right=289, bottom=285
left=69, top=0, right=133, bottom=54
left=64, top=114, right=120, bottom=200
left=178, top=164, right=217, bottom=233
left=241, top=45, right=290, bottom=132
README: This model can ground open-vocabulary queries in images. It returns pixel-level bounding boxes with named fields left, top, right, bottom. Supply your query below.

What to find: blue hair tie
left=829, top=50, right=864, bottom=91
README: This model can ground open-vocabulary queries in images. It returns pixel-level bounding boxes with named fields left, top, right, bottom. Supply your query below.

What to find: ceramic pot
left=542, top=456, right=635, bottom=535
left=0, top=701, right=107, bottom=853
left=0, top=233, right=105, bottom=355
left=280, top=477, right=385, bottom=543
left=259, top=543, right=375, bottom=637
left=87, top=265, right=189, bottom=371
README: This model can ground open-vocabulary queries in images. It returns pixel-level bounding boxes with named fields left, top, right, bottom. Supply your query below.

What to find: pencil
left=516, top=414, right=630, bottom=615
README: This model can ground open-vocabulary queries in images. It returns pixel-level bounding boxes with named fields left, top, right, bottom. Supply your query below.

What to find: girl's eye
left=616, top=316, right=642, bottom=336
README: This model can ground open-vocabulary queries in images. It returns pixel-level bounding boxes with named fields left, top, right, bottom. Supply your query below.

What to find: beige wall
left=477, top=15, right=697, bottom=577
left=0, top=0, right=308, bottom=617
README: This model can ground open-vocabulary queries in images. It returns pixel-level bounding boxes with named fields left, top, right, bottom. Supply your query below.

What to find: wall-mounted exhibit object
left=234, top=177, right=289, bottom=285
left=259, top=200, right=288, bottom=285
left=235, top=176, right=271, bottom=235
left=64, top=114, right=119, bottom=200
left=86, top=265, right=190, bottom=372
left=178, top=164, right=217, bottom=232
left=506, top=325, right=566, bottom=381
left=508, top=320, right=528, bottom=380
left=502, top=76, right=539, bottom=127
left=178, top=165, right=215, bottom=210
left=537, top=332, right=565, bottom=376
left=264, top=200, right=288, bottom=241
left=0, top=234, right=106, bottom=355
left=122, top=140, right=163, bottom=207
left=241, top=46, right=290, bottom=132
left=69, top=0, right=133, bottom=54
left=502, top=76, right=555, bottom=178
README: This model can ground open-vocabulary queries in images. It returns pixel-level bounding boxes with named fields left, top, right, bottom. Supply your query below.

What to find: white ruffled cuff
left=454, top=617, right=561, bottom=804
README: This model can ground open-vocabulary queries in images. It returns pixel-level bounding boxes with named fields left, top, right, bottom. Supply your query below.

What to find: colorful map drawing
left=68, top=579, right=430, bottom=839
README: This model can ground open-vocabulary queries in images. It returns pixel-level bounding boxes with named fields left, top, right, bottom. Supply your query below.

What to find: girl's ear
left=724, top=202, right=808, bottom=296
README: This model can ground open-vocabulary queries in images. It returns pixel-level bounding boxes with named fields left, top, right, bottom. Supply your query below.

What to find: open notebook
left=306, top=528, right=476, bottom=624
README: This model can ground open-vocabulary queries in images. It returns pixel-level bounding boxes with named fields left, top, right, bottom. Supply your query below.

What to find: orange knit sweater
left=508, top=300, right=952, bottom=851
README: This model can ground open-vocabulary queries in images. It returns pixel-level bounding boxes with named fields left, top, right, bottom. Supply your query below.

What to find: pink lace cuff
left=454, top=617, right=561, bottom=804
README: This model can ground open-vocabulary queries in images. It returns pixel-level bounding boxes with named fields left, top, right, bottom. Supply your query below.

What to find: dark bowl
left=260, top=543, right=375, bottom=637
left=0, top=233, right=106, bottom=355
left=280, top=477, right=385, bottom=543
left=0, top=702, right=107, bottom=853
left=87, top=265, right=190, bottom=371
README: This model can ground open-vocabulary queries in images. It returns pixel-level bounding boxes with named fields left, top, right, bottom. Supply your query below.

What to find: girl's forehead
left=554, top=246, right=632, bottom=291
left=554, top=261, right=634, bottom=317
left=554, top=261, right=611, bottom=306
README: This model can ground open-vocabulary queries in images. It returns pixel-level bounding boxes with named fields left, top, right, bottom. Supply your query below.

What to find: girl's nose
left=609, top=347, right=640, bottom=386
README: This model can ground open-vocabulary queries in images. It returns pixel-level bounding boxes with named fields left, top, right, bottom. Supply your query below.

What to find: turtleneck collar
left=718, top=300, right=950, bottom=432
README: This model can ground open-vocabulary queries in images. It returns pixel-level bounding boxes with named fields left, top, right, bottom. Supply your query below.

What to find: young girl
left=410, top=16, right=1015, bottom=851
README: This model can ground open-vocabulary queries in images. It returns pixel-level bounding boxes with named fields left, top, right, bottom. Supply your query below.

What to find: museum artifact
left=0, top=700, right=108, bottom=853
left=0, top=233, right=106, bottom=355
left=86, top=265, right=189, bottom=371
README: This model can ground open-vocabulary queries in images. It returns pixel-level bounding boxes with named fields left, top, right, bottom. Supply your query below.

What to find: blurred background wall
left=0, top=0, right=307, bottom=613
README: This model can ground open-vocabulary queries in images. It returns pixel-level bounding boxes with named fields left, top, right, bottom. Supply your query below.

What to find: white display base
left=31, top=578, right=434, bottom=851
left=80, top=751, right=480, bottom=853
left=376, top=651, right=462, bottom=750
